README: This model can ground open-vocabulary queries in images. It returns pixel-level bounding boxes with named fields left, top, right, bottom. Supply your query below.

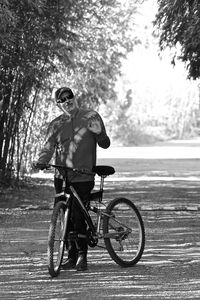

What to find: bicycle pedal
left=77, top=233, right=87, bottom=239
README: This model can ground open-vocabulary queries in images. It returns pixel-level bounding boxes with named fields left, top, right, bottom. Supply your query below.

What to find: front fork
left=61, top=206, right=70, bottom=243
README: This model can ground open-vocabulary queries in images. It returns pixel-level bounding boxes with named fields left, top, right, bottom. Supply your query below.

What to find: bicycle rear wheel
left=47, top=201, right=67, bottom=277
left=103, top=197, right=145, bottom=267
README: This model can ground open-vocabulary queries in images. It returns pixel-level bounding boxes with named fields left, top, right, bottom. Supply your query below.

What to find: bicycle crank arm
left=104, top=231, right=130, bottom=239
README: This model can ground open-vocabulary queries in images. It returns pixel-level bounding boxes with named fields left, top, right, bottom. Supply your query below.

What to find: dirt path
left=0, top=208, right=199, bottom=300
left=1, top=149, right=200, bottom=299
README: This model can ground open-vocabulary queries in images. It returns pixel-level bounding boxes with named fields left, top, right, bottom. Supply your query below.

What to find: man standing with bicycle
left=36, top=87, right=110, bottom=271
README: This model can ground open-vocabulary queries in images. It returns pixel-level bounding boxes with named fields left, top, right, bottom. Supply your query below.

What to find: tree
left=0, top=0, right=74, bottom=184
left=0, top=0, right=140, bottom=185
left=154, top=0, right=200, bottom=79
left=22, top=0, right=140, bottom=171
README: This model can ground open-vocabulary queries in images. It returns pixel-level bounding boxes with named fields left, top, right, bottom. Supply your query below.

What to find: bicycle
left=36, top=163, right=145, bottom=277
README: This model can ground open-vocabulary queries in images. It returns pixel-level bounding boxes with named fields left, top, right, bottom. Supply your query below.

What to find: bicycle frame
left=65, top=182, right=132, bottom=243
left=45, top=163, right=145, bottom=276
left=69, top=185, right=96, bottom=234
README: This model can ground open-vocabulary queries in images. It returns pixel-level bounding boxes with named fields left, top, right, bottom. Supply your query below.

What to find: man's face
left=57, top=92, right=77, bottom=115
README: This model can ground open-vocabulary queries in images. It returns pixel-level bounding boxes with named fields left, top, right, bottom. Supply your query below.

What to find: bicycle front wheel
left=103, top=197, right=145, bottom=267
left=47, top=201, right=67, bottom=277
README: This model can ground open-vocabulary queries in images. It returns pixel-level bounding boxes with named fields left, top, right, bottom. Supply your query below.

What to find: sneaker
left=62, top=258, right=76, bottom=270
left=76, top=255, right=88, bottom=271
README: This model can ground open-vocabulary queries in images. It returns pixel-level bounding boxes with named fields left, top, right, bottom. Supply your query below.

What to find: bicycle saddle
left=92, top=165, right=115, bottom=176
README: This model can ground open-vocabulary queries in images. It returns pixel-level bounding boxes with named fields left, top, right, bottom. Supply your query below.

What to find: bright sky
left=123, top=0, right=188, bottom=85
left=117, top=0, right=199, bottom=119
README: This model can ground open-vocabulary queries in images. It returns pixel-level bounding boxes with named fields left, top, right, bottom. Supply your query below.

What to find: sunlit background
left=99, top=0, right=200, bottom=147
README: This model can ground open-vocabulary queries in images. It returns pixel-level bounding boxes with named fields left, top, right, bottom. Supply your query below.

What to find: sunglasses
left=56, top=95, right=73, bottom=104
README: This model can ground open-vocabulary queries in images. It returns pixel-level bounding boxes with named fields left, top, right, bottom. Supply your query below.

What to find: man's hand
left=87, top=113, right=102, bottom=134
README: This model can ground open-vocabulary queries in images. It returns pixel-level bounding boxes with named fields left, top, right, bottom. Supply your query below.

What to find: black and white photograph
left=0, top=0, right=200, bottom=299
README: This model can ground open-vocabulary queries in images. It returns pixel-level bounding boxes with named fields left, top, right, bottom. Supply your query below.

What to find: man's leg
left=71, top=181, right=94, bottom=271
left=54, top=177, right=65, bottom=206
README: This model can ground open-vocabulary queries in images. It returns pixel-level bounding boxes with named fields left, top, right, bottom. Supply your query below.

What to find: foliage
left=0, top=0, right=70, bottom=184
left=99, top=0, right=200, bottom=146
left=0, top=0, right=140, bottom=184
left=154, top=0, right=200, bottom=79
left=23, top=0, right=140, bottom=172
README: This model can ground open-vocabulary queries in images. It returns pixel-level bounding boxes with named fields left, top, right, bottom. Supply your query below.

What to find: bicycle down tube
left=69, top=185, right=96, bottom=234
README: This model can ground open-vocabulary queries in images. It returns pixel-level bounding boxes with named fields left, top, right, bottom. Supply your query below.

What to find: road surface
left=0, top=139, right=200, bottom=299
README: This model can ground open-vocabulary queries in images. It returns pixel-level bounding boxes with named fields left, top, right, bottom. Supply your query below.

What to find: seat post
left=100, top=175, right=106, bottom=194
left=96, top=175, right=105, bottom=204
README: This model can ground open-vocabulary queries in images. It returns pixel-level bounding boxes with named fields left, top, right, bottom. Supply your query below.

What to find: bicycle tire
left=47, top=201, right=67, bottom=277
left=103, top=197, right=145, bottom=267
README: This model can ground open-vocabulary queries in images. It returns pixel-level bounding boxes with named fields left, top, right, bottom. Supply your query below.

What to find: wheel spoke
left=103, top=198, right=145, bottom=267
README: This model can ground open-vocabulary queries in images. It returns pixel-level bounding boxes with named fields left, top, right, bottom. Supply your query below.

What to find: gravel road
left=1, top=179, right=200, bottom=299
left=1, top=140, right=200, bottom=299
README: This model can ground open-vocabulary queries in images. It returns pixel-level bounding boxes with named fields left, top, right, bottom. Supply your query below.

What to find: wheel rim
left=51, top=207, right=65, bottom=270
left=105, top=200, right=144, bottom=264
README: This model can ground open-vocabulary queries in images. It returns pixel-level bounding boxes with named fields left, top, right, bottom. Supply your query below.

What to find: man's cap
left=55, top=87, right=74, bottom=101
